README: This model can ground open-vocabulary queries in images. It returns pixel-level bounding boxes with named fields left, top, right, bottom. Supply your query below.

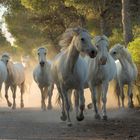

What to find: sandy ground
left=0, top=82, right=140, bottom=140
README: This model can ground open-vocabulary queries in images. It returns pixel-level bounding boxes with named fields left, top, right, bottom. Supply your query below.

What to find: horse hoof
left=128, top=103, right=134, bottom=108
left=102, top=115, right=108, bottom=121
left=60, top=115, right=67, bottom=121
left=21, top=103, right=24, bottom=108
left=47, top=105, right=52, bottom=110
left=67, top=122, right=72, bottom=127
left=42, top=107, right=46, bottom=111
left=76, top=115, right=84, bottom=121
left=12, top=106, right=16, bottom=109
left=87, top=103, right=93, bottom=109
left=95, top=114, right=101, bottom=120
left=8, top=102, right=12, bottom=107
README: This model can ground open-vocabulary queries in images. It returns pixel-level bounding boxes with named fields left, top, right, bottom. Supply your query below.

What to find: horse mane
left=94, top=35, right=109, bottom=46
left=59, top=27, right=88, bottom=48
left=115, top=44, right=134, bottom=66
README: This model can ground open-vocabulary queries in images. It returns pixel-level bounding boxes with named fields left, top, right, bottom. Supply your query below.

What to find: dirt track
left=0, top=107, right=140, bottom=140
left=0, top=82, right=140, bottom=140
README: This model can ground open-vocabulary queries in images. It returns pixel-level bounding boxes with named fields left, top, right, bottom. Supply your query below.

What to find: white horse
left=85, top=35, right=116, bottom=120
left=0, top=55, right=8, bottom=99
left=110, top=44, right=138, bottom=108
left=33, top=47, right=54, bottom=110
left=1, top=53, right=25, bottom=109
left=51, top=27, right=97, bottom=126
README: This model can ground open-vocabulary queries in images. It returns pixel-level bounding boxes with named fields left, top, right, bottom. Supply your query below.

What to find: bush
left=128, top=37, right=140, bottom=64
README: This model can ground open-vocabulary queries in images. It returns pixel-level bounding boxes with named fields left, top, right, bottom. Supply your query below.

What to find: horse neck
left=66, top=40, right=79, bottom=73
left=118, top=56, right=131, bottom=70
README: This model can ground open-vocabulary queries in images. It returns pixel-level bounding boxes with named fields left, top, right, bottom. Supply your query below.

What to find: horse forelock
left=94, top=35, right=109, bottom=47
left=59, top=27, right=89, bottom=48
left=38, top=47, right=47, bottom=52
left=1, top=53, right=10, bottom=59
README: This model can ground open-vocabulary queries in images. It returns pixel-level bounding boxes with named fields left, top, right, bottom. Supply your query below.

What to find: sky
left=0, top=5, right=15, bottom=46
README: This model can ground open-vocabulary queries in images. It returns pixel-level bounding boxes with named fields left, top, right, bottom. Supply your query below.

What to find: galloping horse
left=1, top=53, right=25, bottom=109
left=0, top=54, right=8, bottom=99
left=51, top=27, right=97, bottom=126
left=110, top=44, right=138, bottom=108
left=33, top=47, right=54, bottom=110
left=85, top=35, right=116, bottom=120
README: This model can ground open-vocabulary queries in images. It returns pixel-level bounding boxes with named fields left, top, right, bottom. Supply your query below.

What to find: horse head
left=94, top=35, right=109, bottom=65
left=37, top=47, right=47, bottom=67
left=109, top=44, right=124, bottom=60
left=1, top=52, right=10, bottom=65
left=59, top=27, right=97, bottom=58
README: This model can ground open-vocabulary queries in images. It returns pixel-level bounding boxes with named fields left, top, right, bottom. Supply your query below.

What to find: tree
left=122, top=0, right=133, bottom=46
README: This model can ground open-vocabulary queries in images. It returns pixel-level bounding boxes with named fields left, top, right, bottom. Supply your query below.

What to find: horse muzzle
left=40, top=61, right=45, bottom=67
left=99, top=57, right=107, bottom=65
left=88, top=50, right=97, bottom=58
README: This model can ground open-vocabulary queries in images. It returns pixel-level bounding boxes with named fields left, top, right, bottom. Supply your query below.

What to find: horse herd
left=0, top=27, right=138, bottom=126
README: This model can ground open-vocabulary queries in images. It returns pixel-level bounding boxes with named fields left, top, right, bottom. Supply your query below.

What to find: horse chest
left=62, top=74, right=80, bottom=89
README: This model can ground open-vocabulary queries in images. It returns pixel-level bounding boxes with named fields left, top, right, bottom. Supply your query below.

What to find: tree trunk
left=100, top=15, right=111, bottom=37
left=122, top=0, right=133, bottom=46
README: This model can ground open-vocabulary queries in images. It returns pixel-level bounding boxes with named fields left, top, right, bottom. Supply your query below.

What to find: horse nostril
left=40, top=61, right=45, bottom=66
left=91, top=50, right=97, bottom=56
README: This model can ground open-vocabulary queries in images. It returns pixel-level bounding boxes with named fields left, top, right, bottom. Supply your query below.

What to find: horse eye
left=81, top=38, right=85, bottom=42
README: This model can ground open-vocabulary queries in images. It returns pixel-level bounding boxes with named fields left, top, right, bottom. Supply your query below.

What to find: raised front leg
left=89, top=83, right=100, bottom=120
left=128, top=83, right=134, bottom=108
left=101, top=82, right=109, bottom=120
left=12, top=86, right=17, bottom=109
left=5, top=84, right=12, bottom=107
left=76, top=89, right=85, bottom=121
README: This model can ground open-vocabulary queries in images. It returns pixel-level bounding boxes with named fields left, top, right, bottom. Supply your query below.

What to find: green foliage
left=109, top=29, right=124, bottom=48
left=128, top=37, right=140, bottom=64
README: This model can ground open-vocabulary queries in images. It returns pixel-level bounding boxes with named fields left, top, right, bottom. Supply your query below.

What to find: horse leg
left=60, top=85, right=72, bottom=126
left=120, top=84, right=125, bottom=107
left=128, top=83, right=134, bottom=108
left=68, top=90, right=73, bottom=111
left=0, top=85, right=2, bottom=99
left=56, top=84, right=67, bottom=121
left=40, top=87, right=46, bottom=111
left=47, top=84, right=54, bottom=110
left=5, top=84, right=12, bottom=107
left=76, top=88, right=85, bottom=121
left=20, top=82, right=25, bottom=108
left=116, top=82, right=121, bottom=108
left=101, top=83, right=109, bottom=120
left=89, top=83, right=100, bottom=120
left=74, top=90, right=79, bottom=117
left=12, top=86, right=17, bottom=109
